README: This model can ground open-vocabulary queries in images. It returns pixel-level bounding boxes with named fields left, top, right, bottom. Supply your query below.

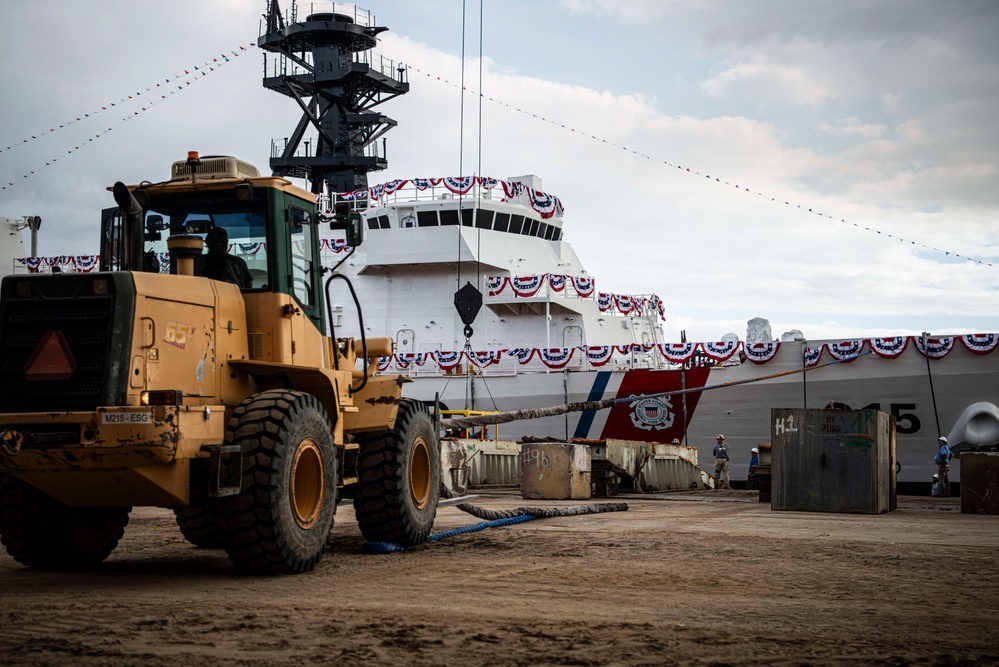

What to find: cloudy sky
left=1, top=1, right=997, bottom=342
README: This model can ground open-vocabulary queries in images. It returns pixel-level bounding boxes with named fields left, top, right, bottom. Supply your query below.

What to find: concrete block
left=520, top=443, right=591, bottom=500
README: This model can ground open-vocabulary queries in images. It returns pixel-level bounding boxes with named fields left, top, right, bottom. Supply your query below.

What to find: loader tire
left=216, top=389, right=336, bottom=574
left=0, top=474, right=130, bottom=569
left=173, top=506, right=223, bottom=549
left=353, top=399, right=440, bottom=546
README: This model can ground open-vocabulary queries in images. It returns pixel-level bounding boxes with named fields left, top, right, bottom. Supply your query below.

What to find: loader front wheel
left=0, top=474, right=130, bottom=569
left=353, top=399, right=440, bottom=546
left=216, top=389, right=336, bottom=574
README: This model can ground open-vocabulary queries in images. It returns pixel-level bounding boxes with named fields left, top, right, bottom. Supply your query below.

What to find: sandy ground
left=0, top=489, right=996, bottom=667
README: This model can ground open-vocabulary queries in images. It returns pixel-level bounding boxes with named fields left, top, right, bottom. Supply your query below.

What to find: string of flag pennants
left=1, top=44, right=254, bottom=192
left=405, top=64, right=995, bottom=268
left=331, top=175, right=565, bottom=220
left=376, top=333, right=998, bottom=373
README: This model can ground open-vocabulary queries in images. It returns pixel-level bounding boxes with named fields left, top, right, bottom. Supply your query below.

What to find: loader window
left=142, top=206, right=269, bottom=289
left=289, top=206, right=315, bottom=307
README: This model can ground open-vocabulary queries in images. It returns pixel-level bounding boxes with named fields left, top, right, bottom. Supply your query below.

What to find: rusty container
left=519, top=443, right=591, bottom=500
left=771, top=408, right=896, bottom=514
left=960, top=451, right=999, bottom=514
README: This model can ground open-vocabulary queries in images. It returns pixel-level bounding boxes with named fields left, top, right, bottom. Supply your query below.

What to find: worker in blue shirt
left=749, top=447, right=759, bottom=474
left=934, top=436, right=954, bottom=497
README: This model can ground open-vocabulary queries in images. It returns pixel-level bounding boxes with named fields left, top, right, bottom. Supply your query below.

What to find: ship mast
left=259, top=1, right=408, bottom=206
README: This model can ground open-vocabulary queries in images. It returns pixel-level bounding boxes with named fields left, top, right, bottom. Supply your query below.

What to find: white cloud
left=701, top=56, right=834, bottom=107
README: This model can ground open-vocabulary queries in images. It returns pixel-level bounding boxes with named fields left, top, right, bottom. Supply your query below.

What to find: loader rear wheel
left=0, top=474, right=130, bottom=569
left=353, top=399, right=440, bottom=546
left=215, top=389, right=336, bottom=574
left=173, top=506, right=223, bottom=549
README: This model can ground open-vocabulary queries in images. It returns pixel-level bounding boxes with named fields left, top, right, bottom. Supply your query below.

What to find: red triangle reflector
left=24, top=330, right=78, bottom=381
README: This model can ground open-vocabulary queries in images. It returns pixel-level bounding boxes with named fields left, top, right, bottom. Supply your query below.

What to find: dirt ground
left=0, top=489, right=996, bottom=667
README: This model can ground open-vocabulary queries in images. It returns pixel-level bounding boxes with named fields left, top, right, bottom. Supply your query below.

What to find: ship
left=318, top=177, right=999, bottom=485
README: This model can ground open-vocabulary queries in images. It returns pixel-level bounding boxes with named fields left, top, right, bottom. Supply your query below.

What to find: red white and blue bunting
left=744, top=341, right=780, bottom=364
left=483, top=276, right=665, bottom=321
left=826, top=340, right=864, bottom=361
left=335, top=176, right=565, bottom=220
left=370, top=333, right=997, bottom=373
left=915, top=336, right=955, bottom=359
left=960, top=333, right=999, bottom=355
left=870, top=337, right=909, bottom=359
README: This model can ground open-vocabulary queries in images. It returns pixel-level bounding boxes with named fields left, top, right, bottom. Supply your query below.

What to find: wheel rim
left=291, top=438, right=325, bottom=529
left=409, top=435, right=432, bottom=510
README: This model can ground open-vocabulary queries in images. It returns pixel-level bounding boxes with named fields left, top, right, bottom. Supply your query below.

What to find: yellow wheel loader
left=0, top=153, right=440, bottom=573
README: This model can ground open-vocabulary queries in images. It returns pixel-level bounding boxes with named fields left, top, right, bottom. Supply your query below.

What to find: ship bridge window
left=367, top=218, right=379, bottom=230
left=439, top=210, right=459, bottom=226
left=417, top=211, right=438, bottom=227
left=529, top=219, right=541, bottom=237
left=476, top=210, right=494, bottom=229
left=543, top=223, right=554, bottom=240
left=460, top=209, right=474, bottom=227
left=509, top=215, right=524, bottom=234
left=494, top=213, right=510, bottom=232
left=377, top=215, right=391, bottom=229
left=554, top=227, right=562, bottom=241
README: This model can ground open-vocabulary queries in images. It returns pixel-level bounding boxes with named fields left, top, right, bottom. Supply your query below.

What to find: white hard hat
left=938, top=436, right=948, bottom=443
left=933, top=474, right=939, bottom=479
left=751, top=447, right=759, bottom=453
left=716, top=434, right=725, bottom=440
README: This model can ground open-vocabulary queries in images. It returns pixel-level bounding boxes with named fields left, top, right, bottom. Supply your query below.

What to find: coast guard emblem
left=628, top=395, right=675, bottom=432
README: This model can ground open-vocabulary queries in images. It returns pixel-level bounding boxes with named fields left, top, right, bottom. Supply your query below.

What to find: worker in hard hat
left=930, top=473, right=942, bottom=497
left=933, top=436, right=954, bottom=497
left=749, top=447, right=759, bottom=474
left=713, top=434, right=730, bottom=489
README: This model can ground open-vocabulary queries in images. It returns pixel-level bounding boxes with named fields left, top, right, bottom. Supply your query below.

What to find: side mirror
left=345, top=211, right=364, bottom=247
left=289, top=207, right=311, bottom=228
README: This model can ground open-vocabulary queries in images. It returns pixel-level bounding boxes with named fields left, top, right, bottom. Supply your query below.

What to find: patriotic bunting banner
left=74, top=255, right=99, bottom=272
left=345, top=176, right=564, bottom=219
left=572, top=275, right=595, bottom=298
left=506, top=347, right=537, bottom=365
left=369, top=333, right=997, bottom=373
left=870, top=336, right=909, bottom=359
left=960, top=333, right=999, bottom=355
left=468, top=350, right=503, bottom=368
left=538, top=347, right=575, bottom=369
left=487, top=276, right=508, bottom=296
left=744, top=341, right=780, bottom=364
left=377, top=356, right=393, bottom=372
left=615, top=294, right=635, bottom=315
left=701, top=340, right=740, bottom=362
left=238, top=242, right=265, bottom=255
left=915, top=336, right=955, bottom=359
left=659, top=342, right=695, bottom=364
left=826, top=340, right=865, bottom=361
left=598, top=292, right=612, bottom=312
left=510, top=275, right=544, bottom=297
left=585, top=346, right=615, bottom=366
left=548, top=274, right=566, bottom=293
left=434, top=350, right=464, bottom=370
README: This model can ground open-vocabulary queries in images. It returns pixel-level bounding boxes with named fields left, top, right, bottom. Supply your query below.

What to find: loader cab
left=99, top=155, right=325, bottom=332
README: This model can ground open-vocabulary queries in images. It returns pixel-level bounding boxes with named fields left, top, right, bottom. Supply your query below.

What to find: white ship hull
left=397, top=339, right=997, bottom=484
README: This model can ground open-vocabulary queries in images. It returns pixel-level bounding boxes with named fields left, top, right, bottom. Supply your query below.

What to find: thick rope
left=361, top=489, right=629, bottom=554
left=440, top=351, right=873, bottom=430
